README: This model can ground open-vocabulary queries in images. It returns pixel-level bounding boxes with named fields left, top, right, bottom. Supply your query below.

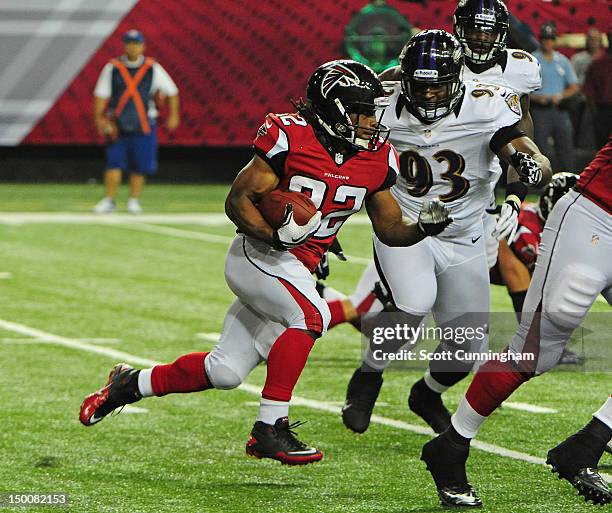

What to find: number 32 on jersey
left=288, top=175, right=366, bottom=238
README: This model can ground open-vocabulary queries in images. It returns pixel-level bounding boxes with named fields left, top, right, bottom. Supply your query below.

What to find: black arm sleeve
left=378, top=167, right=397, bottom=191
left=489, top=122, right=525, bottom=154
left=253, top=146, right=287, bottom=179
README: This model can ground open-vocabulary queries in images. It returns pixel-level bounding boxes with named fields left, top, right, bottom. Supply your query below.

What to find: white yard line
left=113, top=223, right=234, bottom=245
left=4, top=212, right=611, bottom=290
left=195, top=332, right=222, bottom=342
left=0, top=272, right=12, bottom=279
left=504, top=402, right=558, bottom=414
left=0, top=212, right=231, bottom=226
left=1, top=318, right=603, bottom=480
left=122, top=405, right=148, bottom=414
left=0, top=337, right=120, bottom=345
left=112, top=223, right=375, bottom=265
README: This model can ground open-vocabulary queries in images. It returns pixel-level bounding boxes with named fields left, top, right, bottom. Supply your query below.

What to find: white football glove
left=417, top=199, right=453, bottom=236
left=488, top=200, right=520, bottom=242
left=509, top=151, right=543, bottom=186
left=272, top=205, right=322, bottom=250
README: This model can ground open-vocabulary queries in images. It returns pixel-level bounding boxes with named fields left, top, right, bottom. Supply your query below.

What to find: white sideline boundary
left=2, top=318, right=607, bottom=480
left=2, top=212, right=612, bottom=297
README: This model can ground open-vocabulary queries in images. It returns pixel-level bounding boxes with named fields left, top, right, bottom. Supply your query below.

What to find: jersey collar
left=311, top=124, right=360, bottom=166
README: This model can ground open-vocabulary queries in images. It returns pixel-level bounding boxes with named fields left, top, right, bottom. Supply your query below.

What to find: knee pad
left=547, top=267, right=603, bottom=330
left=205, top=355, right=243, bottom=390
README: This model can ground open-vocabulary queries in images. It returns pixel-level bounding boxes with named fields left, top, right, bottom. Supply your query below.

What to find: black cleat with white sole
left=421, top=430, right=482, bottom=508
left=246, top=417, right=322, bottom=465
left=547, top=441, right=612, bottom=506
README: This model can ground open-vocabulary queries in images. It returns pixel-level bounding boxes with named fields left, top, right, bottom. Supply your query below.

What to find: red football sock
left=355, top=292, right=377, bottom=315
left=465, top=359, right=529, bottom=417
left=262, top=328, right=315, bottom=402
left=151, top=352, right=211, bottom=396
left=326, top=300, right=347, bottom=329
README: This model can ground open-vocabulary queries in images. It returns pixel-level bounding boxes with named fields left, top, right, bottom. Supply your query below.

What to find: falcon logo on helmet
left=321, top=64, right=361, bottom=99
left=293, top=59, right=390, bottom=152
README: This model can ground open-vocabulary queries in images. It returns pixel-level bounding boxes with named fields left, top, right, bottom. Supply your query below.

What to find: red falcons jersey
left=575, top=136, right=612, bottom=214
left=511, top=204, right=544, bottom=270
left=253, top=112, right=398, bottom=272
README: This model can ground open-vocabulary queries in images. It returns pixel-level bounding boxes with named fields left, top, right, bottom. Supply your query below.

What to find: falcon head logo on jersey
left=320, top=63, right=362, bottom=99
left=256, top=123, right=268, bottom=138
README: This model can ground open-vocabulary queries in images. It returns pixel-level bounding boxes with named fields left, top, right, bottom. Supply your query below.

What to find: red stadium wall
left=23, top=0, right=611, bottom=147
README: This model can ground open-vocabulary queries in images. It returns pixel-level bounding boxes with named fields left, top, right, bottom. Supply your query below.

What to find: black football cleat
left=341, top=368, right=383, bottom=433
left=79, top=363, right=142, bottom=426
left=421, top=432, right=482, bottom=508
left=408, top=378, right=451, bottom=433
left=547, top=439, right=612, bottom=505
left=246, top=417, right=322, bottom=465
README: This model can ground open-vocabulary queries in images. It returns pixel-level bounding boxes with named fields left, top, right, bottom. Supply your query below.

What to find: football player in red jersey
left=490, top=172, right=584, bottom=365
left=421, top=137, right=611, bottom=507
left=79, top=60, right=452, bottom=466
left=491, top=172, right=579, bottom=314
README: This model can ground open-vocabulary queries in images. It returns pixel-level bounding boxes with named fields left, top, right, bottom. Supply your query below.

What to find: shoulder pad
left=506, top=49, right=541, bottom=93
left=463, top=82, right=521, bottom=124
left=268, top=112, right=308, bottom=129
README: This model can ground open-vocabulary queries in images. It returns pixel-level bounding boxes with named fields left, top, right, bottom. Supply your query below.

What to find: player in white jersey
left=455, top=0, right=541, bottom=271
left=321, top=0, right=542, bottom=332
left=341, top=29, right=552, bottom=435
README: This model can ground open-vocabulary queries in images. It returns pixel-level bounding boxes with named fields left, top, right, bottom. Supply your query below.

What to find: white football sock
left=593, top=396, right=612, bottom=431
left=451, top=396, right=488, bottom=439
left=257, top=398, right=289, bottom=425
left=137, top=368, right=155, bottom=397
left=424, top=368, right=450, bottom=394
left=321, top=286, right=346, bottom=301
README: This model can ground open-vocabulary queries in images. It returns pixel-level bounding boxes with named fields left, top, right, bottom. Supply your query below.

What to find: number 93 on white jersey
left=381, top=81, right=522, bottom=238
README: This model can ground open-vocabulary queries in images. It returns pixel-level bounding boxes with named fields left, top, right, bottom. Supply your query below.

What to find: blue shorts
left=106, top=128, right=158, bottom=175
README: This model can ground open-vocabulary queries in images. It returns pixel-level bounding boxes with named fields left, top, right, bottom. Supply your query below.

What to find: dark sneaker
left=246, top=417, right=322, bottom=465
left=547, top=440, right=612, bottom=505
left=341, top=368, right=383, bottom=433
left=421, top=433, right=482, bottom=508
left=408, top=378, right=451, bottom=433
left=79, top=363, right=142, bottom=426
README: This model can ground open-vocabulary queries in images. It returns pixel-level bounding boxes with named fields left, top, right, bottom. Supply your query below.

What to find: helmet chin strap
left=316, top=98, right=370, bottom=150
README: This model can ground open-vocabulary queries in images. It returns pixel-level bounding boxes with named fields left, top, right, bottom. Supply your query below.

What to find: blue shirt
left=533, top=50, right=577, bottom=95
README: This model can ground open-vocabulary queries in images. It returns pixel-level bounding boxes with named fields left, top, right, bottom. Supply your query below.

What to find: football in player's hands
left=258, top=190, right=317, bottom=229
